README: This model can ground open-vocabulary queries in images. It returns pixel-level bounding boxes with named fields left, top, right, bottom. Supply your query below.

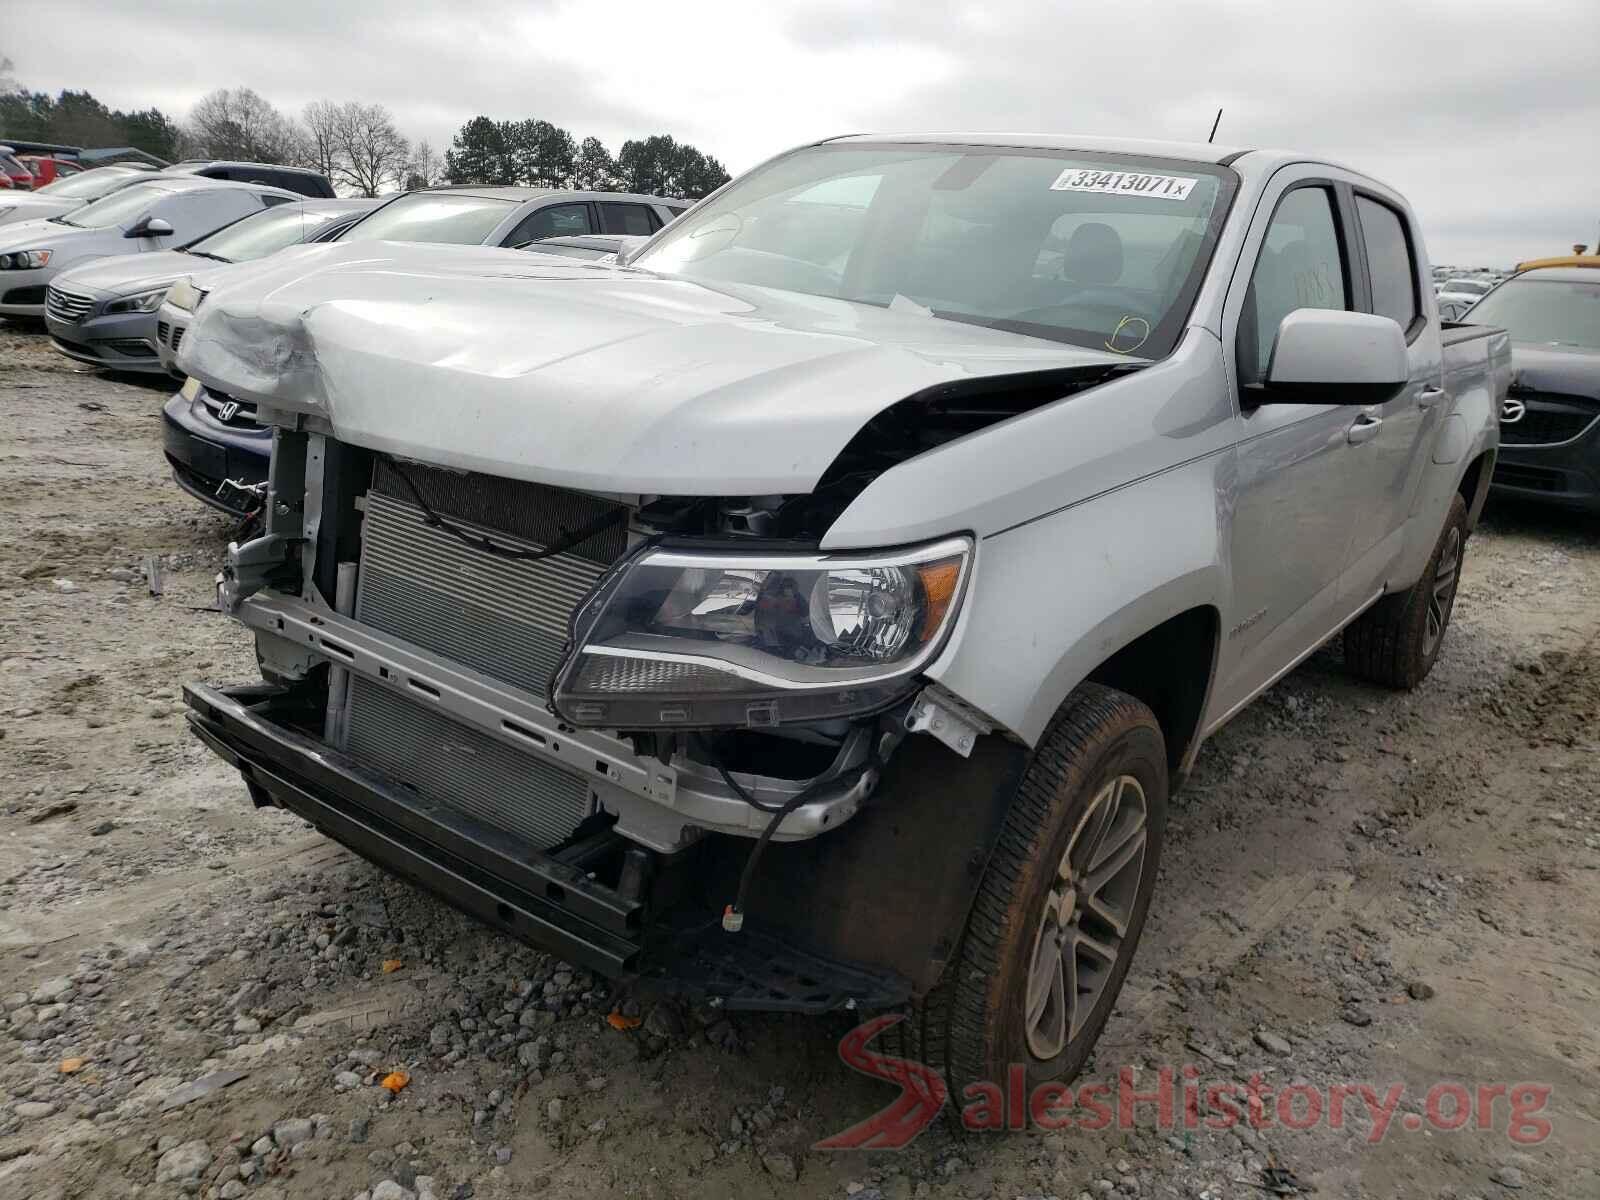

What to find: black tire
left=1345, top=494, right=1468, bottom=690
left=903, top=683, right=1168, bottom=1110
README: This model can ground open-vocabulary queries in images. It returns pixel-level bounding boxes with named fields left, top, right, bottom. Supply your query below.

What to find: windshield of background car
left=336, top=193, right=515, bottom=245
left=1447, top=279, right=1490, bottom=294
left=36, top=169, right=135, bottom=200
left=1467, top=277, right=1600, bottom=350
left=56, top=181, right=174, bottom=228
left=189, top=205, right=346, bottom=262
left=630, top=143, right=1236, bottom=357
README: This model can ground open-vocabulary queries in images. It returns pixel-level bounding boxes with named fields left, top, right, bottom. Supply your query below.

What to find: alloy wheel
left=1423, top=525, right=1462, bottom=658
left=1023, top=773, right=1149, bottom=1060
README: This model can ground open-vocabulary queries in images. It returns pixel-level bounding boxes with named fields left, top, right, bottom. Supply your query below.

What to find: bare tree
left=404, top=139, right=442, bottom=190
left=330, top=102, right=409, bottom=197
left=186, top=87, right=300, bottom=162
left=301, top=99, right=344, bottom=181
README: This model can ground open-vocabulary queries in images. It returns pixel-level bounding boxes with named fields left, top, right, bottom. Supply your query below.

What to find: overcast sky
left=9, top=0, right=1597, bottom=265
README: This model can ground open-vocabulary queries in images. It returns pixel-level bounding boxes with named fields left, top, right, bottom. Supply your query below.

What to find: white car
left=0, top=164, right=156, bottom=229
left=0, top=176, right=300, bottom=318
left=1436, top=276, right=1494, bottom=308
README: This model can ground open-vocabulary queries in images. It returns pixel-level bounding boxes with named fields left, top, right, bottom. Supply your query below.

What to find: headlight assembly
left=106, top=286, right=170, bottom=314
left=0, top=249, right=51, bottom=269
left=551, top=536, right=971, bottom=729
left=166, top=276, right=208, bottom=312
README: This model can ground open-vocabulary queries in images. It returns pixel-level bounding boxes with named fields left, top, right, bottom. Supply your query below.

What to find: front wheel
left=908, top=684, right=1168, bottom=1105
left=1345, top=493, right=1468, bottom=689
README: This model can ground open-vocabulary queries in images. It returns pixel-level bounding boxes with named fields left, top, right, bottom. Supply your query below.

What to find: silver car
left=0, top=176, right=299, bottom=319
left=46, top=199, right=377, bottom=374
left=330, top=186, right=687, bottom=249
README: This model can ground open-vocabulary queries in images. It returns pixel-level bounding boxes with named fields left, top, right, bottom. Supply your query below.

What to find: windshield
left=1467, top=277, right=1600, bottom=349
left=1446, top=279, right=1491, bottom=295
left=188, top=205, right=348, bottom=262
left=336, top=193, right=514, bottom=246
left=630, top=143, right=1235, bottom=356
left=37, top=170, right=134, bottom=200
left=55, top=181, right=174, bottom=229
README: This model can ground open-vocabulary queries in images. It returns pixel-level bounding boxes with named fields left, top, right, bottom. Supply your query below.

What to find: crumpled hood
left=178, top=240, right=1129, bottom=495
left=51, top=249, right=198, bottom=298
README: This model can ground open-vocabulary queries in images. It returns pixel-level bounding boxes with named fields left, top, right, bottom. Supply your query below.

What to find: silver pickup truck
left=179, top=134, right=1508, bottom=1097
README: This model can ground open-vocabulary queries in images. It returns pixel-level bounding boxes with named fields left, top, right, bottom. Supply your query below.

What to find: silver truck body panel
left=187, top=134, right=1506, bottom=800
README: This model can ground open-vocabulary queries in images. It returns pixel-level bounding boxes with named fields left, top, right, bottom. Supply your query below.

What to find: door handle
left=1348, top=415, right=1383, bottom=445
left=1418, top=385, right=1446, bottom=407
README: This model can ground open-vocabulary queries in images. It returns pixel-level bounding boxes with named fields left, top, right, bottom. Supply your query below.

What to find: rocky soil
left=2, top=323, right=1597, bottom=1199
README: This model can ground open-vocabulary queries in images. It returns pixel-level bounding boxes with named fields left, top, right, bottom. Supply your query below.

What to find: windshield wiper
left=48, top=216, right=81, bottom=227
left=186, top=251, right=232, bottom=263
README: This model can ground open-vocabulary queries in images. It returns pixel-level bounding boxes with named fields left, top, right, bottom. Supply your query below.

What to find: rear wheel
left=1345, top=494, right=1468, bottom=689
left=906, top=684, right=1168, bottom=1108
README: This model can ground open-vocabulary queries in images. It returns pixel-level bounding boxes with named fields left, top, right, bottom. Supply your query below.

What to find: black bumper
left=162, top=393, right=271, bottom=518
left=183, top=682, right=909, bottom=1012
left=1491, top=404, right=1600, bottom=512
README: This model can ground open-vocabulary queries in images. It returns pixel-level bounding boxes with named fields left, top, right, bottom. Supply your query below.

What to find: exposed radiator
left=344, top=676, right=591, bottom=850
left=355, top=460, right=624, bottom=697
left=339, top=459, right=633, bottom=849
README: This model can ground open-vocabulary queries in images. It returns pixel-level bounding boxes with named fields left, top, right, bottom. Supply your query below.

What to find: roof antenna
left=1207, top=108, right=1224, bottom=144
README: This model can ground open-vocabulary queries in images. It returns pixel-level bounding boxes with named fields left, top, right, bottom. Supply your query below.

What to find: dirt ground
left=2, top=321, right=1596, bottom=1200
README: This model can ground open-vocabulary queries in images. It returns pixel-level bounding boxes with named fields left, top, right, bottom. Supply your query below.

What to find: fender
left=823, top=331, right=1234, bottom=746
left=1390, top=325, right=1509, bottom=590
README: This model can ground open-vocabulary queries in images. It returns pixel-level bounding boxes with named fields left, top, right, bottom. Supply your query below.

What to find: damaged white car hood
left=178, top=241, right=1131, bottom=495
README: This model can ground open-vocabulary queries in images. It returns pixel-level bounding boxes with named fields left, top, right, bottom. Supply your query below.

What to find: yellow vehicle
left=1514, top=253, right=1600, bottom=273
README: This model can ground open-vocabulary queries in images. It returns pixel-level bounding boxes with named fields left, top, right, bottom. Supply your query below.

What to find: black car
left=165, top=160, right=337, bottom=199
left=1467, top=264, right=1600, bottom=511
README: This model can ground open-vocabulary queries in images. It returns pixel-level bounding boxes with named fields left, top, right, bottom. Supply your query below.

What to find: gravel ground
left=2, top=321, right=1597, bottom=1200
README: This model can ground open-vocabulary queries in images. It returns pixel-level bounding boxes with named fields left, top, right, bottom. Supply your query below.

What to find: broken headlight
left=552, top=536, right=971, bottom=729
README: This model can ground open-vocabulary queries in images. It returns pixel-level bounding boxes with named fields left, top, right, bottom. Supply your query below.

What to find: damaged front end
left=190, top=423, right=1033, bottom=1012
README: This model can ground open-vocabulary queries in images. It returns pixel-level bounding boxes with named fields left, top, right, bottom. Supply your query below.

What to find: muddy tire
left=1345, top=494, right=1468, bottom=690
left=903, top=683, right=1168, bottom=1112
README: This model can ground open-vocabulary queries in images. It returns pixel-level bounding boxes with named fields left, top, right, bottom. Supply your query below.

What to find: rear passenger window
left=1356, top=196, right=1419, bottom=334
left=1239, top=186, right=1348, bottom=386
left=507, top=202, right=593, bottom=244
left=598, top=203, right=659, bottom=236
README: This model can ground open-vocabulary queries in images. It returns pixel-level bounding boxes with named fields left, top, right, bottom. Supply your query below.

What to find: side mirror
left=126, top=216, right=175, bottom=239
left=1256, top=309, right=1408, bottom=405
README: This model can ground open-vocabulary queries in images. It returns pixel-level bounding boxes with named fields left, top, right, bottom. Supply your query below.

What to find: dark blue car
left=162, top=379, right=272, bottom=520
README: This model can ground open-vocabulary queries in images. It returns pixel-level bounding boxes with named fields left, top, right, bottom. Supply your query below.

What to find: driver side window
left=1238, top=186, right=1349, bottom=386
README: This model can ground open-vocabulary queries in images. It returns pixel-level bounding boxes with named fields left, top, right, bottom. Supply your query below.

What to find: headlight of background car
left=165, top=276, right=207, bottom=312
left=0, top=249, right=51, bottom=269
left=106, top=286, right=170, bottom=314
left=552, top=536, right=971, bottom=728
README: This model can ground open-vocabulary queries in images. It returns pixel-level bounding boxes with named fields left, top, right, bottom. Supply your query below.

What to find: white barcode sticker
left=1050, top=169, right=1198, bottom=201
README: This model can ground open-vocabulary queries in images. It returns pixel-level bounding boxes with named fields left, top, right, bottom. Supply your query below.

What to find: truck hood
left=178, top=241, right=1133, bottom=495
left=51, top=249, right=204, bottom=298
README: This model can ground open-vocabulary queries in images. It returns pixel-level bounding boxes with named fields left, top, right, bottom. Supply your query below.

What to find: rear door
left=597, top=201, right=661, bottom=236
left=1339, top=192, right=1444, bottom=604
left=501, top=201, right=595, bottom=246
left=1210, top=173, right=1373, bottom=718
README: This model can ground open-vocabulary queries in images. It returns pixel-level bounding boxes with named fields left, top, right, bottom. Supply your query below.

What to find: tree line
left=444, top=117, right=729, bottom=198
left=0, top=59, right=728, bottom=200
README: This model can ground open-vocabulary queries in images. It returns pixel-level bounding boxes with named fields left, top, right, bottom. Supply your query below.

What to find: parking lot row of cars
left=0, top=156, right=690, bottom=522
left=5, top=152, right=1598, bottom=530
